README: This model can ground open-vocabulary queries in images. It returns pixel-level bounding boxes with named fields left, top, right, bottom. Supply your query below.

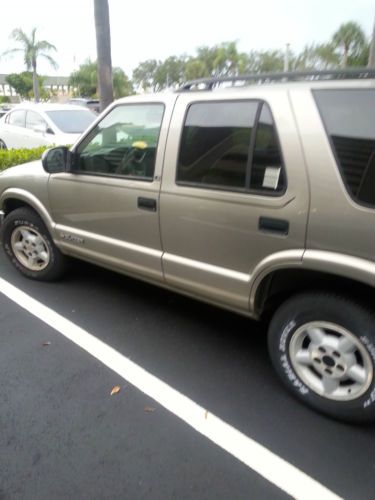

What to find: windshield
left=46, top=110, right=96, bottom=134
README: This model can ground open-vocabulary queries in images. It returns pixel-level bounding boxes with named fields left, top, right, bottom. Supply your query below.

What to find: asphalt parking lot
left=1, top=251, right=375, bottom=500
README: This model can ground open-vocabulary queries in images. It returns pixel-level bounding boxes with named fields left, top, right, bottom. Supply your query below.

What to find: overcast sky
left=0, top=0, right=374, bottom=78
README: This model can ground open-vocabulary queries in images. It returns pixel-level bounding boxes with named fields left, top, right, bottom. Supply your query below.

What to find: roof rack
left=178, top=67, right=375, bottom=91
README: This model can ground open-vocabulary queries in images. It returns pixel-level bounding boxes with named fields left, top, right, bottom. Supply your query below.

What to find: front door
left=48, top=96, right=177, bottom=282
left=24, top=110, right=51, bottom=148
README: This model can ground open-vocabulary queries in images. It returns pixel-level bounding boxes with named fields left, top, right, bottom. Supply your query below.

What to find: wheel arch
left=253, top=267, right=375, bottom=320
left=1, top=189, right=55, bottom=234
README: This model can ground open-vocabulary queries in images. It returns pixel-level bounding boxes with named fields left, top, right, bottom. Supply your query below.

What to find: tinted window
left=177, top=101, right=258, bottom=189
left=177, top=101, right=285, bottom=194
left=75, top=103, right=164, bottom=179
left=45, top=110, right=96, bottom=133
left=251, top=103, right=285, bottom=192
left=314, top=89, right=375, bottom=206
left=8, top=110, right=26, bottom=127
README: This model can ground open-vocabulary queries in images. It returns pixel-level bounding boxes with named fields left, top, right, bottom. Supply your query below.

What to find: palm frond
left=40, top=53, right=58, bottom=70
left=35, top=40, right=57, bottom=52
left=10, top=28, right=30, bottom=45
left=1, top=47, right=23, bottom=58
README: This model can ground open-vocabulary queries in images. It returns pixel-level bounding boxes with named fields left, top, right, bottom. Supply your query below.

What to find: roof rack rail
left=178, top=67, right=375, bottom=91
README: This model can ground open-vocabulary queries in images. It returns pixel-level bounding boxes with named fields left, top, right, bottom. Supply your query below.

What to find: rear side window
left=7, top=109, right=26, bottom=127
left=251, top=104, right=285, bottom=192
left=177, top=101, right=285, bottom=194
left=314, top=89, right=375, bottom=206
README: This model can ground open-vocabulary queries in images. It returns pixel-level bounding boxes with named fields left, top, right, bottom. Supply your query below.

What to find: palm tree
left=94, top=0, right=113, bottom=111
left=3, top=28, right=57, bottom=102
left=332, top=22, right=367, bottom=68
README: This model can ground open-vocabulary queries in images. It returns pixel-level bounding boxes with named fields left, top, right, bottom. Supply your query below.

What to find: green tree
left=94, top=0, right=113, bottom=111
left=194, top=42, right=244, bottom=77
left=154, top=56, right=186, bottom=89
left=113, top=67, right=133, bottom=98
left=132, top=59, right=160, bottom=92
left=332, top=22, right=367, bottom=67
left=211, top=41, right=243, bottom=76
left=194, top=46, right=217, bottom=76
left=3, top=28, right=57, bottom=102
left=69, top=60, right=98, bottom=97
left=69, top=61, right=132, bottom=98
left=293, top=43, right=340, bottom=70
left=348, top=44, right=369, bottom=66
left=237, top=50, right=284, bottom=73
left=256, top=50, right=284, bottom=72
left=5, top=72, right=33, bottom=98
left=5, top=71, right=47, bottom=99
left=184, top=58, right=208, bottom=81
left=130, top=20, right=371, bottom=90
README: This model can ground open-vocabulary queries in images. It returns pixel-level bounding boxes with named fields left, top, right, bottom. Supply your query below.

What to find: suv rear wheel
left=2, top=207, right=67, bottom=281
left=268, top=293, right=375, bottom=422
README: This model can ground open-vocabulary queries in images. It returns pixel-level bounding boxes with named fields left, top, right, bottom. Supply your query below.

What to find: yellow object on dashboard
left=132, top=140, right=147, bottom=149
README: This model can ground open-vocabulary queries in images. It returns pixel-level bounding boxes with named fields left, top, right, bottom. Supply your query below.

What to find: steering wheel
left=116, top=142, right=148, bottom=176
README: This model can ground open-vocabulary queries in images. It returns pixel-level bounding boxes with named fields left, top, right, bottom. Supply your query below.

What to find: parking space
left=1, top=294, right=289, bottom=500
left=1, top=252, right=375, bottom=499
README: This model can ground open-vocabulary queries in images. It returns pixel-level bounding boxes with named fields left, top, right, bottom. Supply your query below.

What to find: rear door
left=159, top=90, right=309, bottom=311
left=1, top=109, right=29, bottom=148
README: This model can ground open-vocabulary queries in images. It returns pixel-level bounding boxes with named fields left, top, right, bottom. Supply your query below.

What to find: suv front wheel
left=268, top=293, right=375, bottom=422
left=2, top=207, right=67, bottom=281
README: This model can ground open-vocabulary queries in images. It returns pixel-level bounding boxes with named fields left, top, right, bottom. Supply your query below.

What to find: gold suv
left=1, top=69, right=375, bottom=422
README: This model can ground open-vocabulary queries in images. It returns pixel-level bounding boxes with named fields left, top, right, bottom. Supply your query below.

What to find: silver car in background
left=0, top=102, right=96, bottom=150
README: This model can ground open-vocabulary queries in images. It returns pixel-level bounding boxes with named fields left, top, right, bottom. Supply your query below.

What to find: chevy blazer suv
left=1, top=69, right=375, bottom=422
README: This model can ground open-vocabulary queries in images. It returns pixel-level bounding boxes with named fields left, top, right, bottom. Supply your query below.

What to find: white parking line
left=0, top=277, right=342, bottom=500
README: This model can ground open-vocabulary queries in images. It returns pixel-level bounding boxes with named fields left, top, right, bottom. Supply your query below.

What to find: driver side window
left=74, top=103, right=165, bottom=180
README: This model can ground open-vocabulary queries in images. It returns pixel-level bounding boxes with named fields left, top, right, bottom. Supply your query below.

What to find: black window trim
left=175, top=98, right=287, bottom=197
left=245, top=102, right=263, bottom=190
left=312, top=87, right=375, bottom=210
left=71, top=101, right=166, bottom=183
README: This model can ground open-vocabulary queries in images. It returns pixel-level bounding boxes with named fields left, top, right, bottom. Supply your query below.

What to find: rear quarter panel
left=290, top=86, right=375, bottom=263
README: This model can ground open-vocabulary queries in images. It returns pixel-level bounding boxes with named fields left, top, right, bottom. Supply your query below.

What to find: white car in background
left=0, top=103, right=97, bottom=150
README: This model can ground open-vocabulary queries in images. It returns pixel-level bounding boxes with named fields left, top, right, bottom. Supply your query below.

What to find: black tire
left=0, top=139, right=7, bottom=150
left=2, top=207, right=67, bottom=281
left=268, top=293, right=375, bottom=423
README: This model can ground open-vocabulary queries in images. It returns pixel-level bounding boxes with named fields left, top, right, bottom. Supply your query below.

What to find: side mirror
left=42, top=146, right=71, bottom=173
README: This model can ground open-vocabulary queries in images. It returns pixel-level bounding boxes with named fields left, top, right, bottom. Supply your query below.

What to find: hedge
left=0, top=146, right=50, bottom=172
